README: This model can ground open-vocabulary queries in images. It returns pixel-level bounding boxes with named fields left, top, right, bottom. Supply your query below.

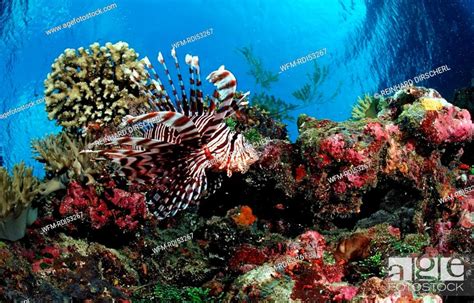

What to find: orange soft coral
left=232, top=205, right=257, bottom=226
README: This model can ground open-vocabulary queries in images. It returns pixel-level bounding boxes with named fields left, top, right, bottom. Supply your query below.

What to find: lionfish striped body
left=99, top=49, right=258, bottom=219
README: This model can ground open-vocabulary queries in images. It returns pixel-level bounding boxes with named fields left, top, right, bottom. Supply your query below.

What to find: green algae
left=238, top=46, right=330, bottom=122
left=391, top=233, right=430, bottom=255
left=131, top=283, right=221, bottom=303
left=243, top=128, right=264, bottom=145
left=292, top=62, right=329, bottom=105
left=224, top=117, right=237, bottom=131
left=355, top=251, right=385, bottom=280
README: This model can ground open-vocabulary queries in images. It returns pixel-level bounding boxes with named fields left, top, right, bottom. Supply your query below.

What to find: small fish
left=97, top=49, right=259, bottom=219
left=459, top=163, right=470, bottom=170
left=274, top=203, right=285, bottom=210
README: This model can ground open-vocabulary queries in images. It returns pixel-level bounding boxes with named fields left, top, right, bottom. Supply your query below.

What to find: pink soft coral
left=320, top=134, right=345, bottom=160
left=60, top=181, right=147, bottom=232
left=421, top=106, right=474, bottom=145
left=364, top=122, right=388, bottom=142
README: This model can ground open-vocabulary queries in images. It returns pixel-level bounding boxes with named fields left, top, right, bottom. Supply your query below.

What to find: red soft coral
left=89, top=201, right=112, bottom=229
left=344, top=148, right=365, bottom=165
left=60, top=181, right=147, bottom=232
left=106, top=188, right=147, bottom=230
left=229, top=245, right=268, bottom=273
left=59, top=181, right=97, bottom=215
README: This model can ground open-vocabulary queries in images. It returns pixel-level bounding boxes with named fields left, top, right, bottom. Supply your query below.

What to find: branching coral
left=0, top=163, right=39, bottom=218
left=32, top=133, right=105, bottom=187
left=44, top=42, right=149, bottom=133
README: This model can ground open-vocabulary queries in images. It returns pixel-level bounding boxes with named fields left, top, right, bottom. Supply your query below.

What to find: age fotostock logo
left=388, top=256, right=474, bottom=296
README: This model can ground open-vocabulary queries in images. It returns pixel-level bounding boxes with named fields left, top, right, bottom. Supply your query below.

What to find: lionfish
left=97, top=48, right=258, bottom=219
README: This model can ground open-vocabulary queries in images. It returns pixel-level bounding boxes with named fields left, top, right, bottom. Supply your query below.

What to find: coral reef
left=4, top=43, right=474, bottom=303
left=44, top=42, right=149, bottom=133
left=32, top=133, right=106, bottom=187
left=286, top=86, right=474, bottom=224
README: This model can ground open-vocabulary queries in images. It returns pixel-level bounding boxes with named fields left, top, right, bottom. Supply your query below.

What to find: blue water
left=0, top=0, right=473, bottom=177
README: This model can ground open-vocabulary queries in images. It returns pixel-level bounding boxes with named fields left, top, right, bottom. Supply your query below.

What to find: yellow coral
left=0, top=163, right=39, bottom=219
left=44, top=42, right=150, bottom=133
left=420, top=97, right=445, bottom=111
left=350, top=95, right=380, bottom=121
left=32, top=133, right=104, bottom=186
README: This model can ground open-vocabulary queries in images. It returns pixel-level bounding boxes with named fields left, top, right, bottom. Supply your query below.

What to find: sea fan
left=94, top=49, right=259, bottom=219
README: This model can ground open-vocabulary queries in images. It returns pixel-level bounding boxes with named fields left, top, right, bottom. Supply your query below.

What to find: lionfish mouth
left=94, top=48, right=259, bottom=219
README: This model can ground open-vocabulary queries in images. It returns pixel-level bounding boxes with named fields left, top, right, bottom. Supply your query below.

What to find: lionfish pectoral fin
left=149, top=162, right=208, bottom=219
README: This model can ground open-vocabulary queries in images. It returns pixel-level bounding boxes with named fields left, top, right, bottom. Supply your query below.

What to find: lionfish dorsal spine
left=207, top=66, right=237, bottom=119
left=185, top=54, right=199, bottom=116
left=125, top=111, right=201, bottom=144
left=157, top=51, right=185, bottom=114
left=142, top=56, right=175, bottom=112
left=191, top=56, right=205, bottom=115
left=171, top=48, right=188, bottom=114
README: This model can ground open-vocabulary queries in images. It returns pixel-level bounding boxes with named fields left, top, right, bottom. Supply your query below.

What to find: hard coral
left=44, top=42, right=149, bottom=133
